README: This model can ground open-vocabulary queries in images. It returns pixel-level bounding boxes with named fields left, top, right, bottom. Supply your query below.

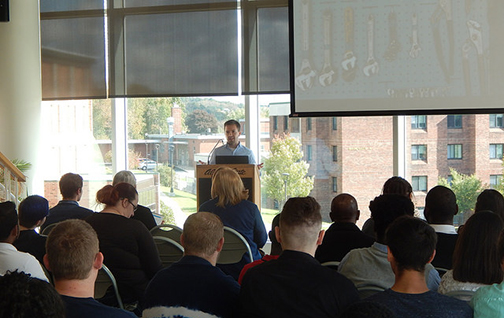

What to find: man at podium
left=209, top=119, right=256, bottom=165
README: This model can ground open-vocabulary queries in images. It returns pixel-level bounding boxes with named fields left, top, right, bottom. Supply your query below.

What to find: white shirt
left=0, top=242, right=48, bottom=281
left=430, top=224, right=458, bottom=234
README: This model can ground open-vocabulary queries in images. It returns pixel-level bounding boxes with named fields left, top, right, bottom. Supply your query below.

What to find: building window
left=412, top=176, right=428, bottom=191
left=490, top=144, right=504, bottom=159
left=411, top=115, right=427, bottom=129
left=332, top=146, right=337, bottom=162
left=490, top=175, right=502, bottom=188
left=447, top=115, right=462, bottom=128
left=291, top=118, right=300, bottom=133
left=284, top=116, right=289, bottom=131
left=307, top=145, right=312, bottom=161
left=332, top=177, right=337, bottom=192
left=447, top=144, right=462, bottom=159
left=332, top=117, right=337, bottom=130
left=273, top=116, right=278, bottom=131
left=447, top=175, right=454, bottom=186
left=307, top=118, right=312, bottom=131
left=490, top=114, right=504, bottom=128
left=411, top=145, right=427, bottom=161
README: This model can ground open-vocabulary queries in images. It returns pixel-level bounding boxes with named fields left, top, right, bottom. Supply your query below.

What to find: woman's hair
left=382, top=176, right=413, bottom=199
left=210, top=167, right=248, bottom=207
left=475, top=189, right=504, bottom=221
left=112, top=170, right=137, bottom=188
left=452, top=210, right=504, bottom=284
left=96, top=182, right=138, bottom=206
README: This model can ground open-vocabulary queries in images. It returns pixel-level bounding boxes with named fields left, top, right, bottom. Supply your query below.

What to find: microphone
left=207, top=139, right=224, bottom=164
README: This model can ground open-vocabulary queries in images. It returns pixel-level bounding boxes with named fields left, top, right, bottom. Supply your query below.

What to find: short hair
left=59, top=173, right=84, bottom=199
left=424, top=185, right=457, bottom=223
left=475, top=189, right=504, bottom=221
left=112, top=170, right=137, bottom=188
left=280, top=197, right=322, bottom=243
left=46, top=219, right=100, bottom=280
left=0, top=270, right=65, bottom=318
left=370, top=194, right=414, bottom=243
left=386, top=216, right=437, bottom=272
left=183, top=212, right=224, bottom=256
left=96, top=182, right=138, bottom=206
left=18, top=195, right=49, bottom=228
left=382, top=176, right=412, bottom=198
left=452, top=211, right=504, bottom=284
left=330, top=193, right=359, bottom=222
left=0, top=201, right=18, bottom=241
left=211, top=167, right=248, bottom=207
left=224, top=119, right=240, bottom=131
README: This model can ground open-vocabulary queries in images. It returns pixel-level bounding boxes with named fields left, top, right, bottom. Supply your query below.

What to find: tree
left=185, top=110, right=219, bottom=134
left=92, top=99, right=112, bottom=139
left=438, top=168, right=484, bottom=225
left=128, top=98, right=182, bottom=139
left=262, top=135, right=314, bottom=209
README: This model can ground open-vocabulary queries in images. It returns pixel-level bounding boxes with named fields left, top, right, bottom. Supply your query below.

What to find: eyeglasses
left=128, top=200, right=138, bottom=212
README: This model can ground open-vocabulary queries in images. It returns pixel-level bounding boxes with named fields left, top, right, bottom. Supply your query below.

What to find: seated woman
left=198, top=166, right=267, bottom=280
left=439, top=211, right=504, bottom=301
left=86, top=182, right=162, bottom=307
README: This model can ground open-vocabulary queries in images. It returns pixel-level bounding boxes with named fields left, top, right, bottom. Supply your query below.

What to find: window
left=332, top=117, right=337, bottom=130
left=307, top=118, right=312, bottom=131
left=332, top=146, right=337, bottom=162
left=284, top=116, right=289, bottom=131
left=411, top=145, right=427, bottom=161
left=447, top=115, right=462, bottom=128
left=490, top=175, right=502, bottom=188
left=490, top=144, right=504, bottom=159
left=307, top=145, right=312, bottom=161
left=447, top=144, right=462, bottom=159
left=332, top=177, right=337, bottom=192
left=490, top=114, right=504, bottom=128
left=411, top=115, right=427, bottom=129
left=412, top=176, right=428, bottom=191
left=273, top=116, right=278, bottom=131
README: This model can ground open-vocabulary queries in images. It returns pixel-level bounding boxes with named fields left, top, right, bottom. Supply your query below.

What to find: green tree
left=92, top=99, right=112, bottom=139
left=128, top=98, right=181, bottom=139
left=227, top=107, right=245, bottom=122
left=438, top=168, right=484, bottom=225
left=186, top=110, right=219, bottom=134
left=262, top=135, right=314, bottom=209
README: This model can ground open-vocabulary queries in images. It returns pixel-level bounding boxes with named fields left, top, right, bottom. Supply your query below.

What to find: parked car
left=138, top=160, right=157, bottom=171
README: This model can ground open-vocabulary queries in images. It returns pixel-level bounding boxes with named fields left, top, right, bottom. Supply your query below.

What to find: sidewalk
left=159, top=192, right=188, bottom=227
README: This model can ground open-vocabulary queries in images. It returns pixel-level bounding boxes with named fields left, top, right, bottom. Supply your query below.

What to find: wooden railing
left=0, top=152, right=27, bottom=205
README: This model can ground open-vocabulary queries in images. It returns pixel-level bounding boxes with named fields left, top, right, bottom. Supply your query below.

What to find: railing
left=0, top=152, right=27, bottom=205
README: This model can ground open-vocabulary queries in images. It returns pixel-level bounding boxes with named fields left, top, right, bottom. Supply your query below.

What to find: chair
left=435, top=267, right=449, bottom=278
left=150, top=224, right=183, bottom=243
left=357, top=285, right=385, bottom=299
left=40, top=222, right=59, bottom=236
left=321, top=261, right=340, bottom=270
left=445, top=289, right=476, bottom=302
left=152, top=236, right=184, bottom=268
left=217, top=226, right=253, bottom=265
left=94, top=264, right=124, bottom=309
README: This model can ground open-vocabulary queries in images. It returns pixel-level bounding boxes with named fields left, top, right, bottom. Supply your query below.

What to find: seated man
left=13, top=195, right=49, bottom=263
left=424, top=185, right=459, bottom=270
left=239, top=197, right=359, bottom=318
left=338, top=194, right=440, bottom=294
left=315, top=193, right=375, bottom=263
left=143, top=212, right=240, bottom=318
left=0, top=201, right=48, bottom=281
left=367, top=216, right=472, bottom=318
left=44, top=219, right=136, bottom=318
left=42, top=173, right=94, bottom=232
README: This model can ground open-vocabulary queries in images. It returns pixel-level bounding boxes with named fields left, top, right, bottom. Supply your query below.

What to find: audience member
left=13, top=195, right=49, bottom=263
left=113, top=170, right=157, bottom=230
left=471, top=230, right=504, bottom=317
left=338, top=194, right=440, bottom=294
left=198, top=166, right=267, bottom=280
left=238, top=213, right=282, bottom=284
left=44, top=219, right=136, bottom=318
left=339, top=301, right=396, bottom=318
left=143, top=212, right=239, bottom=318
left=439, top=211, right=503, bottom=300
left=474, top=189, right=504, bottom=220
left=423, top=185, right=459, bottom=270
left=86, top=183, right=162, bottom=308
left=315, top=193, right=375, bottom=263
left=239, top=197, right=359, bottom=317
left=367, top=216, right=472, bottom=318
left=42, top=172, right=94, bottom=231
left=362, top=176, right=413, bottom=238
left=0, top=201, right=48, bottom=281
left=0, top=270, right=65, bottom=318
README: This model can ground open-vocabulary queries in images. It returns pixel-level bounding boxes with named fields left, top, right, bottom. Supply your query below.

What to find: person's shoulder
left=62, top=296, right=136, bottom=318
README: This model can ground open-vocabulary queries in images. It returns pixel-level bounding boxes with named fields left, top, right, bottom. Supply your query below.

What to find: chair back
left=445, top=289, right=476, bottom=302
left=321, top=261, right=340, bottom=270
left=357, top=285, right=385, bottom=299
left=41, top=222, right=59, bottom=236
left=153, top=236, right=184, bottom=268
left=217, top=226, right=253, bottom=265
left=435, top=267, right=449, bottom=278
left=94, top=264, right=124, bottom=309
left=150, top=224, right=183, bottom=243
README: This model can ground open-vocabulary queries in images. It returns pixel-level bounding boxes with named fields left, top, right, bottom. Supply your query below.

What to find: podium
left=196, top=164, right=261, bottom=210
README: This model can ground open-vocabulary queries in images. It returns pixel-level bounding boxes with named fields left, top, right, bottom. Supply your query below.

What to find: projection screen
left=289, top=0, right=504, bottom=117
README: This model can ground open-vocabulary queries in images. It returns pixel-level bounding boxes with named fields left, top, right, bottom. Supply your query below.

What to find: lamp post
left=169, top=143, right=174, bottom=195
left=282, top=172, right=289, bottom=210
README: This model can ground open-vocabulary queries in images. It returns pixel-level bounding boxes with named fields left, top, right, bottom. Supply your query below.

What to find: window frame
left=447, top=144, right=463, bottom=159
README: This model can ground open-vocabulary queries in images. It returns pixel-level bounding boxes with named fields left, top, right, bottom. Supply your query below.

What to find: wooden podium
left=196, top=164, right=261, bottom=210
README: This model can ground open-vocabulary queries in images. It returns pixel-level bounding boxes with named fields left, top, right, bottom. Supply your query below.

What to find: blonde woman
left=198, top=167, right=267, bottom=280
